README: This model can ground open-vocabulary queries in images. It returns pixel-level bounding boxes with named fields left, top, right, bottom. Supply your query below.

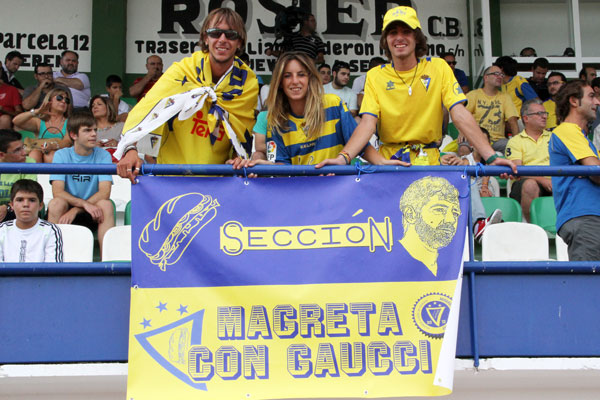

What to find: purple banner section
left=131, top=172, right=468, bottom=289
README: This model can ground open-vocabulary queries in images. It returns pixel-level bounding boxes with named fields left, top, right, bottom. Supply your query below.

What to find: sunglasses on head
left=206, top=28, right=240, bottom=40
left=55, top=94, right=71, bottom=104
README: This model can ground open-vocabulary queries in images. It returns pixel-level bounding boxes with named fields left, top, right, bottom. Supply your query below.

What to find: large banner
left=126, top=0, right=470, bottom=76
left=127, top=172, right=469, bottom=399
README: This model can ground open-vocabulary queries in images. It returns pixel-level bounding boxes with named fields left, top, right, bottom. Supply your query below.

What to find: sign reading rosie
left=126, top=0, right=469, bottom=75
left=127, top=172, right=469, bottom=399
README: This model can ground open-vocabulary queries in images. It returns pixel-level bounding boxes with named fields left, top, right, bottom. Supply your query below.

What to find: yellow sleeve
left=359, top=69, right=381, bottom=118
left=555, top=127, right=598, bottom=161
left=439, top=59, right=467, bottom=111
left=503, top=94, right=519, bottom=120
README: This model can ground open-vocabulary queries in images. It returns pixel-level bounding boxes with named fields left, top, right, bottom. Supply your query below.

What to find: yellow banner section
left=220, top=217, right=393, bottom=256
left=127, top=281, right=457, bottom=399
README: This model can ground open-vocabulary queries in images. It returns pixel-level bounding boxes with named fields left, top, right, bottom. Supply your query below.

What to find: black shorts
left=72, top=210, right=98, bottom=231
left=510, top=178, right=552, bottom=203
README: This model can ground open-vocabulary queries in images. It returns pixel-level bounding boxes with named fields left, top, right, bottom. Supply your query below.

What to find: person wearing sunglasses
left=442, top=52, right=469, bottom=94
left=13, top=88, right=72, bottom=163
left=116, top=7, right=258, bottom=183
left=465, top=65, right=519, bottom=153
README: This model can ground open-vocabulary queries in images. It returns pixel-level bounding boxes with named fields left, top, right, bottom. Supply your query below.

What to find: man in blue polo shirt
left=549, top=80, right=600, bottom=260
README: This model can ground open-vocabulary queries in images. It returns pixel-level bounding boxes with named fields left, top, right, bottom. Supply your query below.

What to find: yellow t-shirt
left=466, top=89, right=518, bottom=142
left=360, top=57, right=466, bottom=161
left=123, top=52, right=258, bottom=164
left=505, top=129, right=551, bottom=165
left=543, top=99, right=557, bottom=130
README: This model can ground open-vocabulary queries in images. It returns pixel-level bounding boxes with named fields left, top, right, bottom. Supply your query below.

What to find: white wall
left=499, top=0, right=573, bottom=57
left=579, top=0, right=600, bottom=57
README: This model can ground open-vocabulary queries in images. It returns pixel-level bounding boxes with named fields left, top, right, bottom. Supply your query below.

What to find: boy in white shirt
left=0, top=179, right=63, bottom=262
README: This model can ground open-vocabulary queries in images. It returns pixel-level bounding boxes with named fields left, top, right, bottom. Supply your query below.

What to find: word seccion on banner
left=127, top=172, right=469, bottom=399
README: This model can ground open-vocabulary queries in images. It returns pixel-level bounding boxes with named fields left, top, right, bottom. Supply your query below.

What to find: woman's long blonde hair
left=266, top=52, right=324, bottom=140
left=40, top=88, right=71, bottom=119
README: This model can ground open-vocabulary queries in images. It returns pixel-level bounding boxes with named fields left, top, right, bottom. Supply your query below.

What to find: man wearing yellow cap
left=317, top=6, right=516, bottom=171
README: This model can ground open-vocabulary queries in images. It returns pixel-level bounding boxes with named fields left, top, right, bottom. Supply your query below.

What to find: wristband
left=338, top=151, right=351, bottom=165
left=485, top=154, right=499, bottom=164
left=124, top=145, right=138, bottom=155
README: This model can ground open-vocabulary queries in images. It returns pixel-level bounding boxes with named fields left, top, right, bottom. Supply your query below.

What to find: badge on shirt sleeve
left=420, top=75, right=431, bottom=92
left=267, top=140, right=277, bottom=162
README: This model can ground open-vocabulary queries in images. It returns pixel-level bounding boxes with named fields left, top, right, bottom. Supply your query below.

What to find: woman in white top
left=90, top=95, right=124, bottom=162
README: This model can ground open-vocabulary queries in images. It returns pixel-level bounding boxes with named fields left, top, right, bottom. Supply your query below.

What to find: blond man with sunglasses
left=116, top=8, right=258, bottom=182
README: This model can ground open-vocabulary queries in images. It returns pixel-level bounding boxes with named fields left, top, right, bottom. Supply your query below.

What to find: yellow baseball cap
left=382, top=6, right=421, bottom=32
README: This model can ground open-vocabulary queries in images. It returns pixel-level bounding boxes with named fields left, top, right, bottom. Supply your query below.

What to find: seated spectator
left=494, top=55, right=539, bottom=115
left=0, top=130, right=37, bottom=222
left=0, top=179, right=63, bottom=262
left=250, top=110, right=272, bottom=162
left=519, top=47, right=537, bottom=57
left=1, top=51, right=24, bottom=94
left=527, top=57, right=550, bottom=101
left=22, top=63, right=73, bottom=111
left=442, top=52, right=469, bottom=93
left=12, top=88, right=72, bottom=163
left=103, top=75, right=130, bottom=122
left=90, top=95, right=124, bottom=162
left=466, top=65, right=519, bottom=152
left=441, top=128, right=503, bottom=242
left=47, top=112, right=114, bottom=254
left=129, top=55, right=163, bottom=102
left=543, top=72, right=567, bottom=130
left=579, top=66, right=597, bottom=85
left=240, top=52, right=378, bottom=166
left=505, top=99, right=552, bottom=221
left=53, top=50, right=91, bottom=110
left=351, top=57, right=386, bottom=109
left=592, top=77, right=600, bottom=150
left=324, top=61, right=358, bottom=117
left=318, top=63, right=331, bottom=85
left=549, top=80, right=600, bottom=260
left=0, top=75, right=23, bottom=129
